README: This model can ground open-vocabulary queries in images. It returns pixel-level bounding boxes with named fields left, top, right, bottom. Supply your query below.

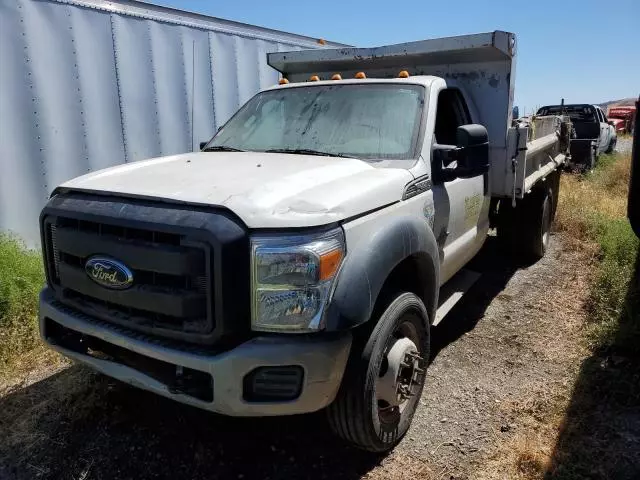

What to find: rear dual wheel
left=327, top=293, right=429, bottom=452
left=498, top=177, right=556, bottom=262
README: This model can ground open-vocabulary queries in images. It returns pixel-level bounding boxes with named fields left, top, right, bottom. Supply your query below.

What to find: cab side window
left=434, top=89, right=471, bottom=145
left=600, top=109, right=608, bottom=122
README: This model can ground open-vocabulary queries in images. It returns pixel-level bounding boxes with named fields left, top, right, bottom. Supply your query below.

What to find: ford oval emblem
left=85, top=256, right=134, bottom=290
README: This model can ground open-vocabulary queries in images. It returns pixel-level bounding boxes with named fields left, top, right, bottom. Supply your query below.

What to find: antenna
left=191, top=39, right=195, bottom=151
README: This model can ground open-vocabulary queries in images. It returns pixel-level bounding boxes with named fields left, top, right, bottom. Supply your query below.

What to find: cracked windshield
left=207, top=84, right=424, bottom=160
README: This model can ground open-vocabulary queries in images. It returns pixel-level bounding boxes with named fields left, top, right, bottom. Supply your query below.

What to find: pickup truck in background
left=537, top=103, right=616, bottom=169
left=38, top=31, right=571, bottom=452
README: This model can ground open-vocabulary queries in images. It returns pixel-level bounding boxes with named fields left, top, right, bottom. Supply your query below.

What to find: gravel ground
left=616, top=136, right=633, bottom=154
left=0, top=234, right=625, bottom=479
left=382, top=234, right=590, bottom=478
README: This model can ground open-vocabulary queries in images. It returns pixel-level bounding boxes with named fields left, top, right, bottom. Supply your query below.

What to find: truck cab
left=39, top=31, right=568, bottom=453
left=199, top=75, right=490, bottom=284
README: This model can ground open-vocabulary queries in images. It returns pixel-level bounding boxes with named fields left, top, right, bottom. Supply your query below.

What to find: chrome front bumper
left=39, top=288, right=351, bottom=416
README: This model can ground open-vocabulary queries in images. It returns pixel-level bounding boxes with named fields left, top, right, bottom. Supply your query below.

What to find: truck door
left=596, top=107, right=610, bottom=153
left=431, top=88, right=490, bottom=284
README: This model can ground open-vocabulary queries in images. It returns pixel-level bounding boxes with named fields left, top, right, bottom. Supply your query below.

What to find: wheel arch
left=325, top=216, right=440, bottom=331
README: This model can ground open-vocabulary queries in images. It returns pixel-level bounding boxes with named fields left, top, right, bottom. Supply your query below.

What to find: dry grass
left=364, top=452, right=440, bottom=480
left=554, top=152, right=639, bottom=352
left=0, top=234, right=70, bottom=386
left=462, top=240, right=593, bottom=480
left=474, top=376, right=582, bottom=480
left=476, top=152, right=640, bottom=480
left=474, top=300, right=587, bottom=480
left=0, top=346, right=67, bottom=392
left=0, top=234, right=47, bottom=378
left=555, top=153, right=630, bottom=239
left=513, top=436, right=552, bottom=479
left=0, top=364, right=95, bottom=466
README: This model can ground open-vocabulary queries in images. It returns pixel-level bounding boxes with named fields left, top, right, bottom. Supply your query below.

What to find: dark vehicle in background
left=608, top=105, right=637, bottom=135
left=537, top=103, right=616, bottom=169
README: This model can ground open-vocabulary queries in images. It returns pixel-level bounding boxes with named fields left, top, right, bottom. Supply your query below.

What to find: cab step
left=434, top=269, right=481, bottom=326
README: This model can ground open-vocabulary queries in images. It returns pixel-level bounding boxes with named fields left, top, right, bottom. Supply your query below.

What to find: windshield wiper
left=202, top=146, right=246, bottom=152
left=264, top=148, right=351, bottom=158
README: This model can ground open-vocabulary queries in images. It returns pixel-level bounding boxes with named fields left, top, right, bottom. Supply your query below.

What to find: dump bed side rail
left=497, top=115, right=571, bottom=201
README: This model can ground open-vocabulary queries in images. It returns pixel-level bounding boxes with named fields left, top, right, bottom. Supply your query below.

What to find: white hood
left=60, top=152, right=414, bottom=228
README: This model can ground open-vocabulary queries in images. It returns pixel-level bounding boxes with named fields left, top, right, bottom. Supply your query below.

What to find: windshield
left=206, top=84, right=425, bottom=160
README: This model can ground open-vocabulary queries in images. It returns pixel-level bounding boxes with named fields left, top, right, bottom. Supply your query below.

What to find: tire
left=547, top=170, right=561, bottom=221
left=588, top=145, right=597, bottom=171
left=605, top=137, right=616, bottom=154
left=525, top=187, right=553, bottom=259
left=327, top=292, right=430, bottom=452
left=497, top=184, right=553, bottom=261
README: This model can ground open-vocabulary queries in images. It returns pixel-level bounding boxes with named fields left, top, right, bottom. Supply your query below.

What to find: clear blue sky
left=150, top=0, right=638, bottom=114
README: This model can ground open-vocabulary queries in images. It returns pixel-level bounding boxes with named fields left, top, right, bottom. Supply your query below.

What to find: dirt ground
left=1, top=234, right=638, bottom=480
left=616, top=136, right=633, bottom=155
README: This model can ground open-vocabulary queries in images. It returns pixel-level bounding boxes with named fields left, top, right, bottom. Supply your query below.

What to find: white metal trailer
left=0, top=0, right=344, bottom=244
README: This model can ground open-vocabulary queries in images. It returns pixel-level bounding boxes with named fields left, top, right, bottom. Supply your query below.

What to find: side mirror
left=199, top=141, right=207, bottom=150
left=454, top=124, right=490, bottom=178
left=608, top=120, right=614, bottom=126
left=432, top=124, right=489, bottom=182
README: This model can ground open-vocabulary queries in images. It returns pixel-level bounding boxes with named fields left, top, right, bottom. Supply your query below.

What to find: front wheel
left=605, top=137, right=617, bottom=154
left=327, top=292, right=429, bottom=452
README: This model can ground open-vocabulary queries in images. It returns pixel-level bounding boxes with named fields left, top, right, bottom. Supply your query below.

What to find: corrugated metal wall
left=0, top=0, right=341, bottom=245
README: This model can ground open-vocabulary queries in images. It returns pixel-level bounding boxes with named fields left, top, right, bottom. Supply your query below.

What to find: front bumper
left=39, top=288, right=351, bottom=416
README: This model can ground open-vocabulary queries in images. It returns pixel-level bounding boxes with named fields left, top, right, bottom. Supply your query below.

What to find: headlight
left=251, top=228, right=345, bottom=332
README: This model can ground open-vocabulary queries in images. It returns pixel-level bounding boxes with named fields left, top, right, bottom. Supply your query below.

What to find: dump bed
left=268, top=31, right=569, bottom=200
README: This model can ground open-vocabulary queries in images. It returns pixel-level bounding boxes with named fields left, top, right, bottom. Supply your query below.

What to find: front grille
left=41, top=192, right=250, bottom=345
left=43, top=215, right=213, bottom=343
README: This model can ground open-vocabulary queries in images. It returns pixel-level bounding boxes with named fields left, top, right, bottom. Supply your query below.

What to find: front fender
left=325, top=215, right=440, bottom=331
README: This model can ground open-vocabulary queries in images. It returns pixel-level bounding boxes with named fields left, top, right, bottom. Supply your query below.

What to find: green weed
left=0, top=234, right=45, bottom=369
left=557, top=152, right=639, bottom=354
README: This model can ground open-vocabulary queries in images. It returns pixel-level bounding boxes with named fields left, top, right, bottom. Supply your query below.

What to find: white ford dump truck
left=39, top=31, right=570, bottom=452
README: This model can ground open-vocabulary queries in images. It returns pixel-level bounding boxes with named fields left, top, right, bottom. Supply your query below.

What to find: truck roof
left=608, top=106, right=636, bottom=114
left=538, top=104, right=595, bottom=110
